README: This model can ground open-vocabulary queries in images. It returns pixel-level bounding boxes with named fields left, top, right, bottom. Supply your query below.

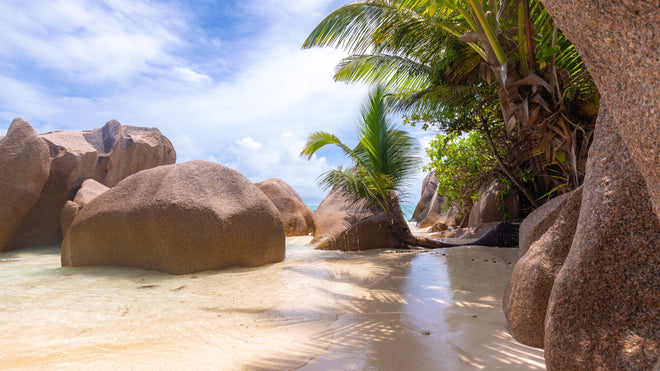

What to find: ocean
left=307, top=203, right=415, bottom=220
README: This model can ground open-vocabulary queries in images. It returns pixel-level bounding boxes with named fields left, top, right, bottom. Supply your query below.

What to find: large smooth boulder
left=544, top=110, right=659, bottom=369
left=411, top=172, right=463, bottom=229
left=503, top=187, right=582, bottom=348
left=467, top=179, right=520, bottom=227
left=410, top=172, right=438, bottom=222
left=103, top=125, right=176, bottom=187
left=541, top=0, right=659, bottom=221
left=517, top=190, right=574, bottom=257
left=7, top=120, right=175, bottom=250
left=416, top=192, right=445, bottom=228
left=312, top=188, right=378, bottom=243
left=0, top=119, right=51, bottom=252
left=315, top=213, right=400, bottom=251
left=538, top=1, right=659, bottom=368
left=62, top=161, right=285, bottom=274
left=61, top=179, right=110, bottom=236
left=72, top=179, right=109, bottom=208
left=255, top=178, right=314, bottom=236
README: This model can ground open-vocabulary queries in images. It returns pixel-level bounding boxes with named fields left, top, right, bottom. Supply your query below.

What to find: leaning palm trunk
left=304, top=0, right=597, bottom=205
left=302, top=86, right=454, bottom=251
left=384, top=195, right=453, bottom=249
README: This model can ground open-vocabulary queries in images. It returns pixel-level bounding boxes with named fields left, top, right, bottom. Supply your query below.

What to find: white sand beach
left=0, top=236, right=544, bottom=370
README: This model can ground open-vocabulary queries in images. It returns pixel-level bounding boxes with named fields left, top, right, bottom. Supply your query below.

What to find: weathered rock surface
left=103, top=125, right=176, bottom=187
left=416, top=192, right=445, bottom=228
left=315, top=213, right=401, bottom=251
left=518, top=190, right=575, bottom=257
left=542, top=0, right=660, bottom=221
left=429, top=222, right=499, bottom=240
left=503, top=187, right=583, bottom=348
left=0, top=119, right=51, bottom=252
left=536, top=1, right=659, bottom=368
left=544, top=110, right=660, bottom=369
left=60, top=179, right=110, bottom=236
left=427, top=204, right=463, bottom=232
left=9, top=129, right=99, bottom=248
left=60, top=201, right=80, bottom=237
left=312, top=188, right=378, bottom=243
left=411, top=172, right=464, bottom=230
left=5, top=120, right=175, bottom=250
left=410, top=172, right=438, bottom=222
left=62, top=161, right=285, bottom=274
left=256, top=178, right=314, bottom=236
left=72, top=179, right=110, bottom=208
left=467, top=179, right=519, bottom=227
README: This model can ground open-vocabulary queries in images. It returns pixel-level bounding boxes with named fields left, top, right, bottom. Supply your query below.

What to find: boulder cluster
left=62, top=161, right=286, bottom=274
left=0, top=119, right=176, bottom=251
left=411, top=172, right=520, bottom=239
left=0, top=119, right=317, bottom=274
left=502, top=1, right=659, bottom=369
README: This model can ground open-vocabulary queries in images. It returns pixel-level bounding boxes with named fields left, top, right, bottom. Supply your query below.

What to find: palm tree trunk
left=522, top=0, right=536, bottom=72
left=385, top=196, right=453, bottom=249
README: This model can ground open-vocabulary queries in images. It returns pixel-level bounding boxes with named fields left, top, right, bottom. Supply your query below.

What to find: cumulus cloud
left=227, top=133, right=341, bottom=203
left=0, top=0, right=431, bottom=203
left=0, top=0, right=183, bottom=83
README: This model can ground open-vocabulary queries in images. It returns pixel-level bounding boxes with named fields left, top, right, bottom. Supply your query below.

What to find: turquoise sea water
left=306, top=203, right=415, bottom=220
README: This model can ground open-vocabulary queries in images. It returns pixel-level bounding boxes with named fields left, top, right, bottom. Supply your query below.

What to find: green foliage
left=425, top=131, right=495, bottom=213
left=304, top=0, right=599, bottom=211
left=301, top=86, right=421, bottom=213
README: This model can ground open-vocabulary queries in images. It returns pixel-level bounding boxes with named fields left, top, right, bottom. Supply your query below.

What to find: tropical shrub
left=304, top=0, right=599, bottom=210
left=425, top=131, right=495, bottom=214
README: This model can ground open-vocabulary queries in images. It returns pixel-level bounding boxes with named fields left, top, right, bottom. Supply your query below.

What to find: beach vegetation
left=301, top=86, right=450, bottom=248
left=303, top=0, right=598, bottom=212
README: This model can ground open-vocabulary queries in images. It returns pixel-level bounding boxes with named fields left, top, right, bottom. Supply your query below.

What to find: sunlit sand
left=0, top=236, right=544, bottom=370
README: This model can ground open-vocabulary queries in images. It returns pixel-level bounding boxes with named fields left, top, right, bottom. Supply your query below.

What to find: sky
left=0, top=0, right=435, bottom=204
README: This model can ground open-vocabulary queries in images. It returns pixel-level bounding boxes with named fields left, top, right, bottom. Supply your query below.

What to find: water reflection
left=0, top=240, right=544, bottom=370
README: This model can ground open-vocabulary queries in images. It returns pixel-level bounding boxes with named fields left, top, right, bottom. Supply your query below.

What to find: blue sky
left=0, top=0, right=434, bottom=204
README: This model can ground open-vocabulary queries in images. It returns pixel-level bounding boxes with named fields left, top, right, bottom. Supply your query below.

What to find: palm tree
left=301, top=86, right=450, bottom=249
left=303, top=0, right=598, bottom=205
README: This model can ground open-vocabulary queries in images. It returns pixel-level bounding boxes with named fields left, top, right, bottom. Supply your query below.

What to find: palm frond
left=302, top=85, right=422, bottom=213
left=335, top=54, right=433, bottom=92
left=318, top=167, right=385, bottom=210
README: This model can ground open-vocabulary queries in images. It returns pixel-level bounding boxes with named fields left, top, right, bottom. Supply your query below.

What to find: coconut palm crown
left=301, top=85, right=420, bottom=213
left=301, top=86, right=449, bottom=249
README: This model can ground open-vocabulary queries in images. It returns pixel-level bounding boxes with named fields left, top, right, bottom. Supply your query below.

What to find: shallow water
left=0, top=238, right=544, bottom=370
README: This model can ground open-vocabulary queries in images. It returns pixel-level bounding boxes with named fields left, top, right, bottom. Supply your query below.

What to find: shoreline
left=0, top=238, right=544, bottom=370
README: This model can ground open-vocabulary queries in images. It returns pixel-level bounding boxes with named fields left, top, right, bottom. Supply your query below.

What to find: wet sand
left=0, top=237, right=544, bottom=370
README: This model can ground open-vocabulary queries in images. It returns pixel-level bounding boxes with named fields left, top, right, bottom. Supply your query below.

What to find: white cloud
left=227, top=132, right=340, bottom=203
left=0, top=75, right=61, bottom=125
left=173, top=67, right=213, bottom=85
left=0, top=0, right=182, bottom=83
left=236, top=137, right=262, bottom=151
left=0, top=0, right=432, bottom=204
left=246, top=0, right=341, bottom=20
